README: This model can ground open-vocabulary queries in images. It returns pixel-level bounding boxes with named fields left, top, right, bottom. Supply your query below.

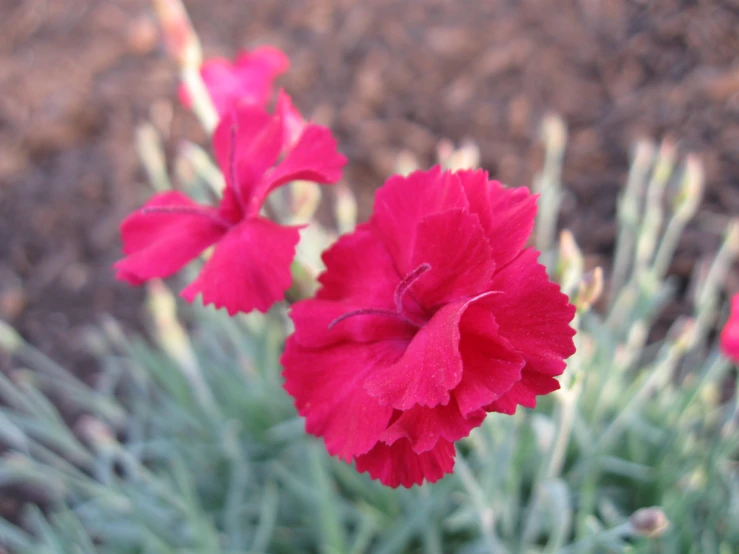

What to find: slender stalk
left=608, top=141, right=654, bottom=305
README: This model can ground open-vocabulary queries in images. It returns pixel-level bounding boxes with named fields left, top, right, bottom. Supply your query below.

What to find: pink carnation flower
left=720, top=293, right=739, bottom=363
left=115, top=97, right=346, bottom=315
left=282, top=167, right=577, bottom=487
left=179, top=46, right=289, bottom=114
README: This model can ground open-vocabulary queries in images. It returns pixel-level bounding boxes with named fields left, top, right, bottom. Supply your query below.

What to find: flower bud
left=673, top=154, right=704, bottom=221
left=152, top=0, right=202, bottom=68
left=541, top=113, right=567, bottom=158
left=651, top=138, right=677, bottom=188
left=290, top=180, right=321, bottom=223
left=726, top=219, right=739, bottom=257
left=146, top=280, right=198, bottom=375
left=557, top=229, right=584, bottom=294
left=394, top=149, right=420, bottom=176
left=575, top=267, right=604, bottom=312
left=0, top=319, right=22, bottom=355
left=630, top=507, right=669, bottom=538
left=672, top=317, right=697, bottom=354
left=334, top=183, right=358, bottom=234
left=76, top=415, right=116, bottom=451
left=439, top=139, right=480, bottom=171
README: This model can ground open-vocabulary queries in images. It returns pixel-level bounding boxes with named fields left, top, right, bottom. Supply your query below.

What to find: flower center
left=328, top=263, right=431, bottom=330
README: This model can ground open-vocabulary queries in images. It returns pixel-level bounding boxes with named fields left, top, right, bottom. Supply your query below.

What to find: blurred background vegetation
left=1, top=0, right=738, bottom=552
left=0, top=127, right=737, bottom=551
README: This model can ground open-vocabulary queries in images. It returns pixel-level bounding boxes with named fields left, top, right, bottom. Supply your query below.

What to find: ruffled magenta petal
left=290, top=223, right=414, bottom=346
left=282, top=339, right=403, bottom=461
left=371, top=166, right=469, bottom=275
left=354, top=438, right=455, bottom=488
left=276, top=90, right=305, bottom=148
left=452, top=304, right=525, bottom=416
left=182, top=47, right=289, bottom=114
left=379, top=398, right=484, bottom=454
left=114, top=191, right=225, bottom=285
left=212, top=104, right=283, bottom=214
left=200, top=59, right=244, bottom=114
left=458, top=170, right=538, bottom=269
left=279, top=166, right=577, bottom=488
left=318, top=224, right=399, bottom=305
left=485, top=370, right=561, bottom=415
left=486, top=248, right=576, bottom=378
left=233, top=46, right=290, bottom=105
left=249, top=123, right=346, bottom=212
left=181, top=217, right=299, bottom=315
left=720, top=294, right=739, bottom=363
left=289, top=299, right=415, bottom=348
left=364, top=298, right=473, bottom=410
left=408, top=208, right=495, bottom=308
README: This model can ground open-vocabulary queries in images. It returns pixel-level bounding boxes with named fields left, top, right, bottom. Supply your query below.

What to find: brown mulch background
left=1, top=0, right=739, bottom=377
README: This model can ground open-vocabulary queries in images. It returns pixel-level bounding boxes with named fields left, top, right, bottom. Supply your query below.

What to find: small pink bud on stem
left=152, top=0, right=218, bottom=132
left=629, top=507, right=670, bottom=538
left=152, top=0, right=201, bottom=67
left=673, top=154, right=704, bottom=221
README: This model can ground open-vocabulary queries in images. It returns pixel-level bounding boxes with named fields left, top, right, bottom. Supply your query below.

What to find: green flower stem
left=136, top=124, right=171, bottom=192
left=609, top=141, right=654, bottom=305
left=181, top=66, right=219, bottom=134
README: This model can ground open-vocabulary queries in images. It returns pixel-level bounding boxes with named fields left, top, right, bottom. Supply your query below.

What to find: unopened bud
left=146, top=281, right=218, bottom=411
left=633, top=140, right=656, bottom=173
left=0, top=319, right=22, bottom=355
left=672, top=317, right=697, bottom=353
left=395, top=149, right=420, bottom=176
left=630, top=507, right=669, bottom=538
left=436, top=139, right=454, bottom=165
left=651, top=138, right=677, bottom=189
left=152, top=0, right=202, bottom=68
left=146, top=280, right=198, bottom=373
left=673, top=154, right=704, bottom=220
left=540, top=113, right=567, bottom=158
left=557, top=230, right=584, bottom=294
left=290, top=180, right=321, bottom=223
left=618, top=140, right=654, bottom=223
left=439, top=140, right=481, bottom=171
left=76, top=415, right=116, bottom=450
left=575, top=267, right=604, bottom=312
left=726, top=219, right=739, bottom=257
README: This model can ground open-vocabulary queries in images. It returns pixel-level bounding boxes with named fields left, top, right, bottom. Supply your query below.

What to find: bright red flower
left=179, top=46, right=290, bottom=115
left=282, top=167, right=577, bottom=487
left=115, top=101, right=346, bottom=315
left=720, top=293, right=739, bottom=363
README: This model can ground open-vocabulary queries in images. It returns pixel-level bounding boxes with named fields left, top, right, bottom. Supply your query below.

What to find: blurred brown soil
left=1, top=0, right=739, bottom=378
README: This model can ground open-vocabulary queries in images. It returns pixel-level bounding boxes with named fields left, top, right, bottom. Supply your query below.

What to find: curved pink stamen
left=328, top=264, right=433, bottom=331
left=394, top=263, right=431, bottom=314
left=328, top=308, right=407, bottom=330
